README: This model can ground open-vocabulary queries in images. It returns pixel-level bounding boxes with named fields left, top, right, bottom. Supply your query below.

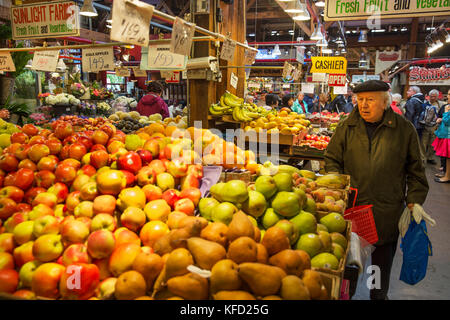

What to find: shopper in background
left=327, top=94, right=347, bottom=113
left=432, top=102, right=450, bottom=183
left=310, top=92, right=330, bottom=113
left=325, top=80, right=428, bottom=300
left=405, top=86, right=426, bottom=136
left=292, top=91, right=309, bottom=114
left=420, top=89, right=441, bottom=165
left=264, top=94, right=279, bottom=111
left=303, top=93, right=318, bottom=107
left=245, top=95, right=255, bottom=105
left=390, top=93, right=404, bottom=115
left=343, top=94, right=357, bottom=114
left=136, top=81, right=170, bottom=119
left=436, top=89, right=450, bottom=177
left=256, top=90, right=268, bottom=107
left=281, top=93, right=294, bottom=109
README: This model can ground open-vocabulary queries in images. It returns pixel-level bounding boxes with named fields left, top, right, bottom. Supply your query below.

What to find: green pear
left=255, top=176, right=278, bottom=200
left=210, top=182, right=226, bottom=202
left=319, top=213, right=347, bottom=234
left=271, top=192, right=301, bottom=217
left=198, top=198, right=220, bottom=220
left=293, top=187, right=307, bottom=209
left=318, top=231, right=332, bottom=253
left=273, top=173, right=293, bottom=192
left=221, top=180, right=249, bottom=204
left=310, top=253, right=339, bottom=270
left=242, top=191, right=267, bottom=218
left=331, top=243, right=345, bottom=261
left=275, top=220, right=299, bottom=245
left=211, top=202, right=238, bottom=225
left=304, top=197, right=316, bottom=213
left=316, top=224, right=328, bottom=233
left=296, top=233, right=322, bottom=258
left=330, top=232, right=348, bottom=250
left=262, top=208, right=281, bottom=229
left=289, top=211, right=317, bottom=235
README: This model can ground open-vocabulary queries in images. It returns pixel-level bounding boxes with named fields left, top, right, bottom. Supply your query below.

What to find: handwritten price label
left=32, top=50, right=59, bottom=72
left=220, top=38, right=236, bottom=62
left=0, top=53, right=15, bottom=72
left=282, top=61, right=295, bottom=80
left=82, top=47, right=114, bottom=72
left=133, top=68, right=147, bottom=77
left=115, top=67, right=130, bottom=77
left=244, top=48, right=257, bottom=65
left=148, top=44, right=186, bottom=70
left=170, top=17, right=195, bottom=56
left=111, top=0, right=154, bottom=47
left=230, top=72, right=238, bottom=89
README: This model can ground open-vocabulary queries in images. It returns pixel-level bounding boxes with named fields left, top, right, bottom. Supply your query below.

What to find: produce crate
left=311, top=221, right=352, bottom=279
left=315, top=174, right=351, bottom=192
left=292, top=145, right=325, bottom=158
left=219, top=170, right=253, bottom=183
left=316, top=271, right=343, bottom=300
left=245, top=132, right=294, bottom=145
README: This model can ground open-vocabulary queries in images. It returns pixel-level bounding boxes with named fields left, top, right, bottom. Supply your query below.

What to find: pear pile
left=200, top=175, right=349, bottom=274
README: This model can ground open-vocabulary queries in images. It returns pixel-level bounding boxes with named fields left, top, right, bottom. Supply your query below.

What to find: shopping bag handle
left=350, top=187, right=358, bottom=208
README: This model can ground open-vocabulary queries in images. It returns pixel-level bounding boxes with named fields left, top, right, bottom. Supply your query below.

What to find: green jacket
left=324, top=107, right=429, bottom=245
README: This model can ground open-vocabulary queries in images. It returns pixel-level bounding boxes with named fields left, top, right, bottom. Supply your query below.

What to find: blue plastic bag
left=399, top=218, right=433, bottom=285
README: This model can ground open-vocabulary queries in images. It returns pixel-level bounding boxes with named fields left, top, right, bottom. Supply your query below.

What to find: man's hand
left=437, top=118, right=442, bottom=124
left=407, top=203, right=415, bottom=211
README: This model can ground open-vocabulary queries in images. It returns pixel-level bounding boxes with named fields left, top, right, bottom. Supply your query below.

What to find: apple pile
left=50, top=116, right=112, bottom=131
left=298, top=134, right=330, bottom=151
left=0, top=121, right=208, bottom=300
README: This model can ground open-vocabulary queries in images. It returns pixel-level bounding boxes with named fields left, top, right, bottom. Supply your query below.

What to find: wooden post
left=403, top=18, right=419, bottom=98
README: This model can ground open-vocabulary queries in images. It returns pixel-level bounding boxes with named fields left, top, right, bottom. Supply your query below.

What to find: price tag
left=220, top=38, right=236, bottom=62
left=333, top=84, right=348, bottom=95
left=230, top=72, right=238, bottom=89
left=82, top=47, right=114, bottom=72
left=170, top=17, right=195, bottom=56
left=111, top=0, right=154, bottom=47
left=301, top=83, right=315, bottom=94
left=282, top=61, right=295, bottom=80
left=244, top=48, right=257, bottom=65
left=32, top=50, right=59, bottom=72
left=148, top=44, right=186, bottom=70
left=312, top=73, right=327, bottom=82
left=282, top=84, right=291, bottom=89
left=133, top=68, right=147, bottom=77
left=0, top=52, right=15, bottom=72
left=292, top=68, right=302, bottom=82
left=115, top=67, right=130, bottom=77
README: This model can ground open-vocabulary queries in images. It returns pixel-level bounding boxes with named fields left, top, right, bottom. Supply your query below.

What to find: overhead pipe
left=248, top=41, right=317, bottom=46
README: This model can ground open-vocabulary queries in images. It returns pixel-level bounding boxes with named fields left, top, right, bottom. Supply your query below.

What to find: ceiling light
left=25, top=59, right=33, bottom=69
left=293, top=5, right=310, bottom=21
left=345, top=30, right=351, bottom=34
left=310, top=25, right=323, bottom=40
left=401, top=27, right=407, bottom=32
left=341, top=48, right=347, bottom=54
left=249, top=33, right=255, bottom=37
left=315, top=1, right=325, bottom=7
left=335, top=36, right=344, bottom=44
left=446, top=33, right=450, bottom=43
left=322, top=48, right=333, bottom=54
left=273, top=45, right=282, bottom=56
left=435, top=39, right=444, bottom=49
left=316, top=37, right=328, bottom=47
left=56, top=59, right=66, bottom=72
left=80, top=0, right=98, bottom=17
left=106, top=11, right=112, bottom=24
left=285, top=0, right=305, bottom=13
left=335, top=50, right=340, bottom=55
left=358, top=30, right=368, bottom=42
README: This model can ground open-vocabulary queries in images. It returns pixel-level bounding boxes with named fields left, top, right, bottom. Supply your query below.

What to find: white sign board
left=82, top=47, right=114, bottom=72
left=170, top=17, right=195, bottom=56
left=333, top=84, right=348, bottom=95
left=312, top=73, right=327, bottom=82
left=32, top=50, right=59, bottom=72
left=230, top=72, right=238, bottom=89
left=0, top=52, right=16, bottom=72
left=148, top=44, right=186, bottom=70
left=301, top=83, right=315, bottom=94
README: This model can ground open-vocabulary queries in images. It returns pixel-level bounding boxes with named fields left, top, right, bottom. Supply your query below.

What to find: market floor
left=352, top=161, right=450, bottom=300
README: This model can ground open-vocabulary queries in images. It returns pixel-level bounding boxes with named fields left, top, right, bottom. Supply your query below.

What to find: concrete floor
left=352, top=160, right=450, bottom=300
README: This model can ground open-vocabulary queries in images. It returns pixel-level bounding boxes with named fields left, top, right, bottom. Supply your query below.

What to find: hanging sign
left=32, top=50, right=59, bottom=72
left=230, top=72, right=238, bottom=89
left=147, top=44, right=186, bottom=70
left=301, top=83, right=315, bottom=94
left=328, top=74, right=347, bottom=87
left=220, top=38, right=236, bottom=62
left=312, top=73, right=328, bottom=82
left=310, top=56, right=347, bottom=74
left=110, top=0, right=154, bottom=47
left=165, top=71, right=180, bottom=83
left=324, top=0, right=450, bottom=21
left=244, top=48, right=258, bottom=65
left=0, top=52, right=16, bottom=72
left=170, top=17, right=196, bottom=56
left=133, top=68, right=147, bottom=77
left=282, top=61, right=296, bottom=81
left=409, top=66, right=450, bottom=86
left=296, top=46, right=305, bottom=64
left=375, top=50, right=401, bottom=75
left=115, top=67, right=130, bottom=77
left=334, top=84, right=348, bottom=95
left=82, top=47, right=114, bottom=72
left=11, top=1, right=80, bottom=40
left=352, top=74, right=380, bottom=83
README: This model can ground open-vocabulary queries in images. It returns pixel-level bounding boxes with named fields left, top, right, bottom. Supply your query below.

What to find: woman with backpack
left=432, top=102, right=450, bottom=183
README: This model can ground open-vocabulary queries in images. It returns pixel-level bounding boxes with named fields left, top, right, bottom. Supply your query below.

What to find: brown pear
left=132, top=251, right=164, bottom=289
left=200, top=222, right=229, bottom=248
left=256, top=243, right=268, bottom=264
left=238, top=262, right=287, bottom=297
left=213, top=291, right=256, bottom=300
left=178, top=216, right=208, bottom=231
left=166, top=272, right=209, bottom=300
left=210, top=259, right=242, bottom=293
left=302, top=269, right=324, bottom=299
left=317, top=284, right=330, bottom=300
left=227, top=237, right=258, bottom=264
left=186, top=237, right=226, bottom=270
left=268, top=249, right=309, bottom=277
left=280, top=275, right=311, bottom=300
left=227, top=211, right=255, bottom=242
left=253, top=226, right=261, bottom=243
left=262, top=295, right=282, bottom=300
left=152, top=234, right=174, bottom=256
left=153, top=288, right=176, bottom=300
left=261, top=226, right=290, bottom=256
left=296, top=249, right=311, bottom=271
left=164, top=248, right=194, bottom=280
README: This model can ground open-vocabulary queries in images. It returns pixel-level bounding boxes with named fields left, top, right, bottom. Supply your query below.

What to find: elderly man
left=324, top=80, right=429, bottom=300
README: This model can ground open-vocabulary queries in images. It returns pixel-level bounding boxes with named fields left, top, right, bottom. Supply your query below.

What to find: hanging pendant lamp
left=80, top=0, right=98, bottom=17
left=310, top=24, right=323, bottom=40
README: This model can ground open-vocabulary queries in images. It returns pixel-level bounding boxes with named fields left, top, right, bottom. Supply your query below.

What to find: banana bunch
left=232, top=105, right=261, bottom=122
left=209, top=103, right=232, bottom=116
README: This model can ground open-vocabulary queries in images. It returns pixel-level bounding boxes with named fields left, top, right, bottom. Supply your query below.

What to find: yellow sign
left=310, top=57, right=347, bottom=74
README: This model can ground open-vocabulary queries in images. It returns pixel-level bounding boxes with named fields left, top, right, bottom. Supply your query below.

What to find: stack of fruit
left=199, top=175, right=349, bottom=275
left=0, top=119, right=20, bottom=135
left=297, top=134, right=330, bottom=151
left=308, top=112, right=344, bottom=125
left=244, top=108, right=310, bottom=135
left=162, top=115, right=188, bottom=129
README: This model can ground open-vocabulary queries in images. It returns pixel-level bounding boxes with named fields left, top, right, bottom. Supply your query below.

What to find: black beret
left=352, top=80, right=390, bottom=93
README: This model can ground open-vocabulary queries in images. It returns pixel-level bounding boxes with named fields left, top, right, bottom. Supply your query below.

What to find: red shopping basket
left=343, top=188, right=379, bottom=244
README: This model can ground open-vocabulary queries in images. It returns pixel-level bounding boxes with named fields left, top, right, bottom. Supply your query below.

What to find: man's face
left=407, top=88, right=415, bottom=98
left=429, top=93, right=437, bottom=103
left=357, top=91, right=386, bottom=123
left=351, top=94, right=357, bottom=105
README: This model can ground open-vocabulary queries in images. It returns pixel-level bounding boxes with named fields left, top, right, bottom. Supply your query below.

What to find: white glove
left=398, top=204, right=436, bottom=238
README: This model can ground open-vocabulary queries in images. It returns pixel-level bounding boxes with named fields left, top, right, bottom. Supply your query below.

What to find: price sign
left=220, top=38, right=236, bottom=62
left=170, top=17, right=195, bottom=56
left=301, top=83, right=315, bottom=94
left=312, top=73, right=328, bottom=82
left=230, top=72, right=238, bottom=89
left=32, top=50, right=59, bottom=72
left=82, top=47, right=114, bottom=72
left=0, top=52, right=15, bottom=72
left=111, top=0, right=154, bottom=47
left=133, top=68, right=147, bottom=77
left=148, top=44, right=186, bottom=70
left=115, top=67, right=130, bottom=77
left=328, top=74, right=346, bottom=87
left=244, top=48, right=257, bottom=65
left=282, top=61, right=295, bottom=80
left=333, top=84, right=348, bottom=95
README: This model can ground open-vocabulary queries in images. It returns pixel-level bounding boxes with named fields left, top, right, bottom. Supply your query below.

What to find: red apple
left=167, top=159, right=189, bottom=178
left=48, top=182, right=69, bottom=204
left=174, top=198, right=195, bottom=216
left=59, top=263, right=100, bottom=300
left=79, top=182, right=98, bottom=201
left=4, top=211, right=28, bottom=233
left=0, top=185, right=24, bottom=202
left=180, top=187, right=202, bottom=207
left=92, top=130, right=109, bottom=146
left=36, top=156, right=59, bottom=172
left=59, top=144, right=70, bottom=159
left=90, top=144, right=107, bottom=152
left=136, top=166, right=156, bottom=187
left=143, top=139, right=160, bottom=158
left=0, top=252, right=14, bottom=270
left=28, top=144, right=50, bottom=163
left=61, top=220, right=90, bottom=246
left=32, top=192, right=57, bottom=208
left=87, top=230, right=116, bottom=259
left=62, top=244, right=91, bottom=266
left=28, top=204, right=54, bottom=220
left=78, top=164, right=96, bottom=177
left=18, top=159, right=37, bottom=171
left=31, top=263, right=65, bottom=299
left=22, top=124, right=39, bottom=136
left=0, top=269, right=19, bottom=293
left=0, top=197, right=17, bottom=220
left=120, top=170, right=136, bottom=187
left=162, top=189, right=181, bottom=209
left=45, top=138, right=62, bottom=155
left=32, top=215, right=60, bottom=238
left=77, top=136, right=93, bottom=152
left=32, top=234, right=63, bottom=262
left=34, top=170, right=56, bottom=189
left=24, top=187, right=46, bottom=205
left=16, top=203, right=31, bottom=213
left=107, top=140, right=125, bottom=154
left=0, top=233, right=15, bottom=253
left=13, top=289, right=36, bottom=299
left=96, top=170, right=127, bottom=196
left=180, top=173, right=200, bottom=190
left=28, top=135, right=46, bottom=146
left=13, top=144, right=30, bottom=161
left=13, top=241, right=34, bottom=268
left=148, top=159, right=166, bottom=175
left=0, top=154, right=19, bottom=172
left=65, top=191, right=81, bottom=213
left=14, top=168, right=34, bottom=190
left=55, top=164, right=77, bottom=185
left=120, top=207, right=146, bottom=232
left=136, top=149, right=153, bottom=165
left=10, top=132, right=29, bottom=144
left=54, top=123, right=74, bottom=140
left=90, top=150, right=110, bottom=169
left=142, top=184, right=163, bottom=202
left=117, top=151, right=142, bottom=174
left=187, top=164, right=204, bottom=179
left=60, top=159, right=81, bottom=170
left=3, top=172, right=16, bottom=187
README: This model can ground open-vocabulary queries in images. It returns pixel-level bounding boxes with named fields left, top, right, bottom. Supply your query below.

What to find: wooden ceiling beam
left=247, top=0, right=257, bottom=12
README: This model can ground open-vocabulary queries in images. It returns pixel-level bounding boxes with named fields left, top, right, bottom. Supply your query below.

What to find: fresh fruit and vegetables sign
left=10, top=1, right=80, bottom=40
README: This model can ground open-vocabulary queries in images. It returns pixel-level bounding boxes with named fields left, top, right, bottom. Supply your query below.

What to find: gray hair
left=410, top=86, right=421, bottom=94
left=383, top=91, right=392, bottom=109
left=429, top=89, right=439, bottom=96
left=391, top=93, right=402, bottom=103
